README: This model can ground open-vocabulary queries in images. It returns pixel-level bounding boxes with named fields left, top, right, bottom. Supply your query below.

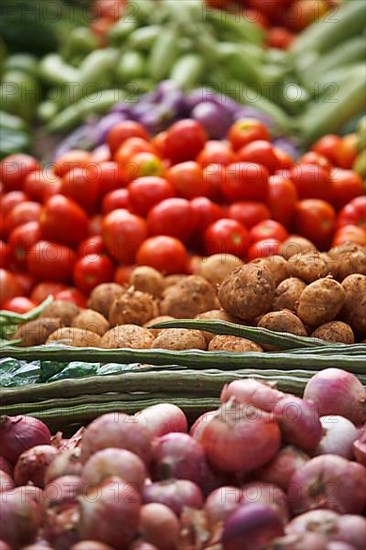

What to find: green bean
left=0, top=296, right=53, bottom=326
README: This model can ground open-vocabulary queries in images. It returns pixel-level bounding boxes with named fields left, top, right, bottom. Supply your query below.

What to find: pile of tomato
left=0, top=117, right=365, bottom=313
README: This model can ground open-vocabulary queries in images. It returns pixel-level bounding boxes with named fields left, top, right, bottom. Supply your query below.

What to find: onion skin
left=326, top=543, right=357, bottom=550
left=256, top=445, right=310, bottom=491
left=205, top=486, right=242, bottom=527
left=353, top=426, right=366, bottom=466
left=130, top=543, right=159, bottom=550
left=0, top=542, right=11, bottom=550
left=71, top=542, right=115, bottom=550
left=266, top=532, right=328, bottom=550
left=43, top=502, right=79, bottom=550
left=139, top=503, right=180, bottom=550
left=14, top=445, right=59, bottom=489
left=134, top=403, right=188, bottom=437
left=303, top=369, right=366, bottom=425
left=0, top=457, right=13, bottom=477
left=314, top=416, right=358, bottom=459
left=43, top=475, right=81, bottom=509
left=273, top=396, right=322, bottom=452
left=142, top=479, right=203, bottom=516
left=288, top=455, right=366, bottom=515
left=0, top=491, right=41, bottom=549
left=189, top=410, right=216, bottom=440
left=0, top=416, right=51, bottom=464
left=221, top=379, right=285, bottom=412
left=8, top=485, right=44, bottom=504
left=0, top=470, right=14, bottom=492
left=20, top=542, right=54, bottom=549
left=240, top=481, right=290, bottom=525
left=44, top=447, right=82, bottom=484
left=222, top=503, right=284, bottom=550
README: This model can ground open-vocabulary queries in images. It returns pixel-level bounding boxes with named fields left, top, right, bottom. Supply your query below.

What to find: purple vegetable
left=272, top=137, right=300, bottom=160
left=233, top=107, right=273, bottom=128
left=162, top=89, right=188, bottom=118
left=109, top=103, right=134, bottom=116
left=156, top=80, right=181, bottom=99
left=92, top=112, right=129, bottom=147
left=138, top=109, right=166, bottom=135
left=52, top=122, right=95, bottom=160
left=191, top=101, right=232, bottom=139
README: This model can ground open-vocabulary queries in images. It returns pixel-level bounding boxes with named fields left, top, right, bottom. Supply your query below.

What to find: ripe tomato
left=107, top=121, right=149, bottom=155
left=124, top=152, right=165, bottom=183
left=0, top=240, right=10, bottom=268
left=204, top=218, right=250, bottom=258
left=91, top=144, right=111, bottom=163
left=266, top=27, right=294, bottom=49
left=166, top=162, right=209, bottom=199
left=147, top=198, right=194, bottom=242
left=2, top=296, right=36, bottom=314
left=0, top=191, right=28, bottom=217
left=136, top=236, right=189, bottom=275
left=114, top=264, right=136, bottom=285
left=332, top=225, right=366, bottom=247
left=187, top=254, right=203, bottom=275
left=0, top=269, right=22, bottom=306
left=228, top=119, right=270, bottom=151
left=88, top=215, right=103, bottom=236
left=196, top=140, right=236, bottom=166
left=61, top=167, right=99, bottom=213
left=311, top=134, right=342, bottom=164
left=93, top=0, right=125, bottom=20
left=114, top=137, right=156, bottom=166
left=268, top=175, right=298, bottom=226
left=237, top=140, right=280, bottom=174
left=227, top=201, right=271, bottom=230
left=285, top=0, right=328, bottom=32
left=242, top=8, right=269, bottom=29
left=247, top=238, right=281, bottom=261
left=4, top=202, right=42, bottom=236
left=165, top=119, right=207, bottom=164
left=203, top=164, right=225, bottom=203
left=274, top=147, right=293, bottom=170
left=152, top=131, right=168, bottom=158
left=0, top=154, right=40, bottom=191
left=78, top=236, right=104, bottom=257
left=250, top=219, right=288, bottom=243
left=295, top=199, right=336, bottom=250
left=73, top=254, right=115, bottom=294
left=90, top=16, right=115, bottom=47
left=289, top=163, right=333, bottom=201
left=299, top=152, right=332, bottom=172
left=128, top=176, right=175, bottom=216
left=96, top=161, right=124, bottom=197
left=102, top=209, right=148, bottom=263
left=23, top=170, right=62, bottom=203
left=331, top=169, right=364, bottom=210
left=222, top=162, right=269, bottom=202
left=14, top=273, right=34, bottom=296
left=53, top=150, right=92, bottom=178
left=333, top=134, right=358, bottom=169
left=27, top=241, right=76, bottom=282
left=191, top=197, right=224, bottom=234
left=40, top=195, right=89, bottom=246
left=8, top=221, right=41, bottom=268
left=55, top=288, right=87, bottom=307
left=337, top=196, right=366, bottom=229
left=102, top=188, right=130, bottom=215
left=31, top=282, right=68, bottom=304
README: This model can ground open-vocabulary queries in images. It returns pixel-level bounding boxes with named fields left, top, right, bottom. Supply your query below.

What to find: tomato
left=152, top=131, right=168, bottom=158
left=107, top=121, right=149, bottom=155
left=114, top=264, right=135, bottom=285
left=266, top=27, right=294, bottom=49
left=14, top=273, right=34, bottom=296
left=227, top=201, right=271, bottom=230
left=268, top=175, right=298, bottom=226
left=337, top=196, right=366, bottom=229
left=333, top=134, right=358, bottom=169
left=203, top=164, right=225, bottom=203
left=0, top=240, right=10, bottom=268
left=187, top=254, right=203, bottom=275
left=128, top=176, right=175, bottom=216
left=204, top=218, right=250, bottom=258
left=274, top=147, right=293, bottom=170
left=228, top=119, right=270, bottom=151
left=166, top=162, right=209, bottom=199
left=165, top=119, right=207, bottom=164
left=102, top=188, right=130, bottom=215
left=222, top=162, right=269, bottom=202
left=288, top=163, right=333, bottom=201
left=31, top=282, right=68, bottom=304
left=53, top=150, right=92, bottom=178
left=93, top=0, right=125, bottom=20
left=8, top=221, right=41, bottom=268
left=61, top=167, right=99, bottom=213
left=114, top=137, right=156, bottom=166
left=147, top=198, right=194, bottom=242
left=0, top=191, right=28, bottom=217
left=136, top=236, right=189, bottom=275
left=124, top=152, right=165, bottom=184
left=40, top=195, right=89, bottom=246
left=96, top=161, right=124, bottom=197
left=237, top=140, right=280, bottom=174
left=284, top=0, right=329, bottom=32
left=4, top=202, right=42, bottom=236
left=27, top=241, right=76, bottom=282
left=332, top=225, right=366, bottom=247
left=2, top=296, right=36, bottom=314
left=196, top=140, right=236, bottom=167
left=73, top=254, right=115, bottom=294
left=247, top=239, right=281, bottom=261
left=0, top=269, right=22, bottom=306
left=311, top=134, right=342, bottom=164
left=78, top=236, right=104, bottom=257
left=88, top=214, right=103, bottom=236
left=242, top=8, right=269, bottom=29
left=191, top=197, right=225, bottom=234
left=55, top=288, right=87, bottom=308
left=331, top=168, right=364, bottom=210
left=23, top=170, right=62, bottom=203
left=90, top=16, right=115, bottom=47
left=250, top=219, right=288, bottom=244
left=299, top=152, right=332, bottom=172
left=0, top=154, right=40, bottom=191
left=102, top=209, right=148, bottom=263
left=295, top=199, right=336, bottom=249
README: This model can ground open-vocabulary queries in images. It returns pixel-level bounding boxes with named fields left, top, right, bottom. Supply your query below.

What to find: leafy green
left=47, top=361, right=100, bottom=382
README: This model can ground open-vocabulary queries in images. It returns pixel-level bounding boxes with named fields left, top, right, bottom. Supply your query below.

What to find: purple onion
left=191, top=101, right=232, bottom=139
left=162, top=89, right=188, bottom=117
left=52, top=122, right=95, bottom=160
left=273, top=137, right=300, bottom=160
left=138, top=109, right=165, bottom=135
left=233, top=107, right=273, bottom=128
left=92, top=112, right=129, bottom=147
left=156, top=80, right=180, bottom=99
left=110, top=103, right=134, bottom=116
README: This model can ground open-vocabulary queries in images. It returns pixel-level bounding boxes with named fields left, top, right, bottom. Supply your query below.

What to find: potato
left=218, top=264, right=275, bottom=320
left=164, top=275, right=187, bottom=289
left=87, top=283, right=124, bottom=318
left=196, top=253, right=243, bottom=288
left=312, top=321, right=355, bottom=344
left=288, top=251, right=332, bottom=283
left=99, top=324, right=155, bottom=349
left=109, top=287, right=159, bottom=327
left=144, top=315, right=176, bottom=337
left=272, top=277, right=307, bottom=313
left=40, top=300, right=79, bottom=326
left=152, top=329, right=207, bottom=351
left=160, top=276, right=218, bottom=319
left=15, top=318, right=64, bottom=347
left=257, top=310, right=307, bottom=336
left=47, top=328, right=101, bottom=347
left=341, top=274, right=366, bottom=336
left=195, top=309, right=239, bottom=343
left=279, top=237, right=317, bottom=259
left=328, top=244, right=366, bottom=281
left=130, top=266, right=164, bottom=298
left=297, top=278, right=345, bottom=327
left=251, top=255, right=289, bottom=287
left=208, top=335, right=263, bottom=352
left=71, top=309, right=110, bottom=336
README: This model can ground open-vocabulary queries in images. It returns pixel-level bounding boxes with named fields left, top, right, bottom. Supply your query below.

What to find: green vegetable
left=62, top=27, right=98, bottom=62
left=70, top=48, right=119, bottom=101
left=4, top=53, right=38, bottom=75
left=38, top=54, right=79, bottom=86
left=47, top=361, right=99, bottom=382
left=0, top=69, right=39, bottom=123
left=170, top=53, right=205, bottom=89
left=127, top=25, right=162, bottom=50
left=0, top=127, right=30, bottom=158
left=0, top=110, right=27, bottom=131
left=353, top=149, right=366, bottom=178
left=108, top=18, right=138, bottom=45
left=205, top=9, right=264, bottom=45
left=148, top=26, right=180, bottom=81
left=115, top=50, right=146, bottom=83
left=217, top=43, right=262, bottom=87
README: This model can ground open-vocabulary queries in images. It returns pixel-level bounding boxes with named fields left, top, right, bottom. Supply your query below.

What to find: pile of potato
left=16, top=239, right=366, bottom=350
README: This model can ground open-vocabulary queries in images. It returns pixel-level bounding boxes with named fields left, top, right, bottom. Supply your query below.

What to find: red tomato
left=274, top=147, right=294, bottom=170
left=102, top=188, right=130, bottom=215
left=55, top=288, right=87, bottom=308
left=147, top=198, right=194, bottom=242
left=27, top=241, right=76, bottom=282
left=78, top=236, right=104, bottom=257
left=96, top=161, right=124, bottom=197
left=0, top=269, right=22, bottom=306
left=0, top=240, right=10, bottom=268
left=187, top=254, right=203, bottom=275
left=8, top=221, right=41, bottom=268
left=114, top=264, right=135, bottom=286
left=107, top=121, right=149, bottom=155
left=295, top=199, right=336, bottom=249
left=88, top=214, right=103, bottom=236
left=289, top=163, right=333, bottom=201
left=93, top=0, right=125, bottom=20
left=247, top=238, right=281, bottom=261
left=284, top=0, right=329, bottom=32
left=0, top=191, right=28, bottom=217
left=31, top=282, right=68, bottom=304
left=242, top=8, right=269, bottom=29
left=268, top=175, right=298, bottom=226
left=166, top=162, right=209, bottom=199
left=40, top=195, right=89, bottom=246
left=0, top=154, right=40, bottom=191
left=311, top=134, right=342, bottom=164
left=332, top=225, right=366, bottom=247
left=53, top=150, right=92, bottom=178
left=136, top=236, right=188, bottom=275
left=333, top=134, right=358, bottom=169
left=91, top=144, right=111, bottom=163
left=204, top=218, right=250, bottom=258
left=237, top=140, right=280, bottom=174
left=102, top=209, right=148, bottom=263
left=128, top=176, right=175, bottom=216
left=337, top=196, right=366, bottom=229
left=228, top=119, right=270, bottom=151
left=250, top=219, right=288, bottom=244
left=191, top=197, right=225, bottom=234
left=14, top=273, right=34, bottom=296
left=222, top=162, right=269, bottom=202
left=2, top=296, right=36, bottom=314
left=114, top=137, right=156, bottom=166
left=73, top=254, right=115, bottom=294
left=196, top=140, right=236, bottom=167
left=299, top=151, right=332, bottom=172
left=152, top=131, right=168, bottom=158
left=4, top=202, right=42, bottom=236
left=331, top=168, right=364, bottom=210
left=124, top=152, right=165, bottom=184
left=61, top=167, right=99, bottom=213
left=165, top=120, right=207, bottom=164
left=23, top=170, right=62, bottom=203
left=266, top=27, right=294, bottom=49
left=90, top=17, right=115, bottom=47
left=203, top=164, right=225, bottom=203
left=227, top=201, right=271, bottom=230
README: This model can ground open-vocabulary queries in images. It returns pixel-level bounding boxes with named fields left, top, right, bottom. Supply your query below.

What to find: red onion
left=20, top=542, right=54, bottom=549
left=221, top=379, right=285, bottom=412
left=78, top=476, right=141, bottom=548
left=353, top=426, right=366, bottom=465
left=51, top=427, right=84, bottom=452
left=0, top=491, right=41, bottom=548
left=71, top=543, right=114, bottom=550
left=200, top=400, right=281, bottom=474
left=43, top=475, right=81, bottom=509
left=273, top=396, right=322, bottom=452
left=256, top=445, right=310, bottom=491
left=139, top=503, right=180, bottom=550
left=326, top=543, right=357, bottom=550
left=142, top=479, right=203, bottom=516
left=266, top=532, right=328, bottom=549
left=303, top=369, right=366, bottom=425
left=43, top=502, right=79, bottom=550
left=44, top=447, right=82, bottom=484
left=80, top=413, right=153, bottom=465
left=0, top=457, right=13, bottom=477
left=222, top=503, right=284, bottom=550
left=0, top=470, right=14, bottom=492
left=7, top=485, right=44, bottom=504
left=240, top=481, right=290, bottom=525
left=205, top=486, right=242, bottom=526
left=0, top=415, right=51, bottom=464
left=287, top=455, right=366, bottom=515
left=14, top=445, right=59, bottom=488
left=336, top=515, right=366, bottom=550
left=189, top=410, right=216, bottom=440
left=134, top=403, right=188, bottom=437
left=130, top=543, right=159, bottom=550
left=314, top=416, right=358, bottom=458
left=0, top=542, right=11, bottom=550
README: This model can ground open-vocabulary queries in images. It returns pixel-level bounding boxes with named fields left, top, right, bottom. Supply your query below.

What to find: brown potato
left=99, top=325, right=155, bottom=349
left=47, top=328, right=101, bottom=347
left=272, top=277, right=307, bottom=313
left=196, top=253, right=243, bottom=288
left=328, top=244, right=366, bottom=281
left=109, top=287, right=159, bottom=327
left=208, top=335, right=263, bottom=352
left=160, top=276, right=218, bottom=319
left=144, top=315, right=176, bottom=337
left=279, top=237, right=317, bottom=259
left=163, top=275, right=187, bottom=289
left=257, top=310, right=307, bottom=336
left=130, top=266, right=165, bottom=298
left=152, top=328, right=207, bottom=350
left=87, top=283, right=124, bottom=318
left=15, top=318, right=64, bottom=347
left=297, top=278, right=345, bottom=327
left=341, top=274, right=366, bottom=337
left=312, top=321, right=355, bottom=344
left=218, top=264, right=275, bottom=320
left=288, top=251, right=333, bottom=283
left=40, top=300, right=79, bottom=326
left=195, top=310, right=239, bottom=343
left=251, top=255, right=289, bottom=287
left=71, top=309, right=110, bottom=336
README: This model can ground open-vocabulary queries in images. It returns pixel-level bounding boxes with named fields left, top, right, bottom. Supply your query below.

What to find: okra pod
left=170, top=53, right=205, bottom=89
left=148, top=26, right=180, bottom=81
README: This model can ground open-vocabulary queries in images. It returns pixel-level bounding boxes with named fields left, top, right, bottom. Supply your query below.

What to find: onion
left=273, top=396, right=322, bottom=452
left=314, top=416, right=358, bottom=458
left=43, top=475, right=81, bottom=509
left=0, top=470, right=14, bottom=492
left=139, top=503, right=180, bottom=550
left=134, top=403, right=188, bottom=437
left=0, top=457, right=13, bottom=477
left=256, top=445, right=310, bottom=491
left=8, top=485, right=44, bottom=504
left=189, top=410, right=216, bottom=440
left=80, top=448, right=146, bottom=492
left=78, top=476, right=141, bottom=548
left=93, top=112, right=128, bottom=146
left=43, top=502, right=79, bottom=550
left=240, top=481, right=290, bottom=524
left=130, top=543, right=159, bottom=550
left=336, top=515, right=366, bottom=550
left=14, top=445, right=59, bottom=488
left=326, top=543, right=357, bottom=550
left=191, top=101, right=231, bottom=139
left=80, top=413, right=153, bottom=465
left=303, top=369, right=366, bottom=425
left=71, top=542, right=114, bottom=550
left=44, top=447, right=82, bottom=484
left=220, top=379, right=285, bottom=412
left=266, top=532, right=328, bottom=549
left=204, top=486, right=242, bottom=526
left=222, top=503, right=284, bottom=550
left=200, top=400, right=281, bottom=474
left=0, top=542, right=11, bottom=550
left=353, top=426, right=366, bottom=465
left=0, top=491, right=41, bottom=549
left=287, top=455, right=366, bottom=515
left=20, top=541, right=54, bottom=549
left=233, top=107, right=273, bottom=127
left=0, top=416, right=51, bottom=464
left=142, top=479, right=203, bottom=516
